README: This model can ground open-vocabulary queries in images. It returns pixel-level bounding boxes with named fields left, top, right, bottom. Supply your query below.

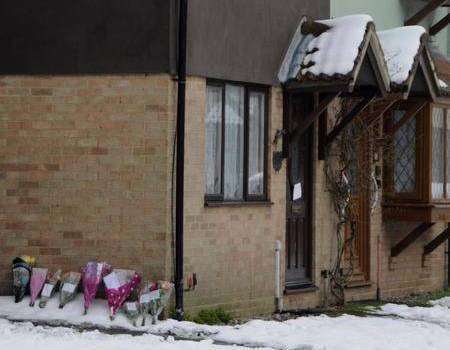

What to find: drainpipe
left=275, top=240, right=283, bottom=313
left=175, top=0, right=188, bottom=321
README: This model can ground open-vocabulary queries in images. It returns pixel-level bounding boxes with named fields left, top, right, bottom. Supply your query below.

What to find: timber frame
left=383, top=102, right=450, bottom=222
left=391, top=222, right=435, bottom=257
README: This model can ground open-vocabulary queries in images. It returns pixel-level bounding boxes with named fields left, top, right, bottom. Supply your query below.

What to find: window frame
left=385, top=101, right=424, bottom=201
left=204, top=79, right=269, bottom=204
left=385, top=102, right=450, bottom=204
left=429, top=104, right=450, bottom=202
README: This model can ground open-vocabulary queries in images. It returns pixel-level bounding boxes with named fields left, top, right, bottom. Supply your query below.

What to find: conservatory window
left=205, top=80, right=268, bottom=202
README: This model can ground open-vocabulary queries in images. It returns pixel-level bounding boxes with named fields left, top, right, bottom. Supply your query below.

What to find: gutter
left=175, top=0, right=188, bottom=321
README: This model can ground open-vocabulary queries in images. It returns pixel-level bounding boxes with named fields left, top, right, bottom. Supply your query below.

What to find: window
left=205, top=81, right=268, bottom=202
left=430, top=107, right=450, bottom=200
left=393, top=110, right=417, bottom=194
left=384, top=103, right=450, bottom=222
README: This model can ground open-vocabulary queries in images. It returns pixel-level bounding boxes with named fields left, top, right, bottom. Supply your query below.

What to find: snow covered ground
left=1, top=295, right=450, bottom=349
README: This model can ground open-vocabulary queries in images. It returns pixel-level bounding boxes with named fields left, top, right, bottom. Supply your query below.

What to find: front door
left=285, top=95, right=313, bottom=289
left=344, top=122, right=371, bottom=283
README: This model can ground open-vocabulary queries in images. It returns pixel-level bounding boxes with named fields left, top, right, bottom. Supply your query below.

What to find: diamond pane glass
left=393, top=110, right=416, bottom=193
left=432, top=108, right=445, bottom=199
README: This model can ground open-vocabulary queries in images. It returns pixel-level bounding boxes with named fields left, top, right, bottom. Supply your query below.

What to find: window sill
left=284, top=285, right=319, bottom=295
left=205, top=200, right=274, bottom=208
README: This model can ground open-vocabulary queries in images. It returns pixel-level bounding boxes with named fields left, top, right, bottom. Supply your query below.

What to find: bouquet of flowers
left=39, top=269, right=62, bottom=308
left=59, top=271, right=81, bottom=308
left=29, top=268, right=48, bottom=307
left=82, top=261, right=111, bottom=314
left=139, top=280, right=173, bottom=325
left=12, top=256, right=35, bottom=303
left=103, top=269, right=141, bottom=320
left=123, top=301, right=140, bottom=326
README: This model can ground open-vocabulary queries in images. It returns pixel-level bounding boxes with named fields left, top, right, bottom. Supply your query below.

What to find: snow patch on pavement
left=2, top=295, right=450, bottom=349
left=212, top=314, right=450, bottom=350
left=431, top=297, right=450, bottom=308
left=0, top=295, right=221, bottom=339
left=376, top=296, right=450, bottom=327
left=0, top=319, right=256, bottom=350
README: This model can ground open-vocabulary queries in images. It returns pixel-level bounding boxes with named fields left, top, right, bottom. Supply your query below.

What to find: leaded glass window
left=393, top=110, right=416, bottom=193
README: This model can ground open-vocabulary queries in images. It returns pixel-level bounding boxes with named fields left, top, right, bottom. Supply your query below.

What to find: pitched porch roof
left=378, top=26, right=444, bottom=101
left=278, top=14, right=448, bottom=103
left=278, top=15, right=391, bottom=95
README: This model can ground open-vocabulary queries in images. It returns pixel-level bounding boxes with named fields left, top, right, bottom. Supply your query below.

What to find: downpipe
left=275, top=240, right=283, bottom=313
left=175, top=0, right=188, bottom=321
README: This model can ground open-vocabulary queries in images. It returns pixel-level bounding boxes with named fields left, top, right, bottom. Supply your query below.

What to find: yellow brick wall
left=182, top=77, right=286, bottom=317
left=0, top=75, right=174, bottom=293
left=0, top=74, right=446, bottom=315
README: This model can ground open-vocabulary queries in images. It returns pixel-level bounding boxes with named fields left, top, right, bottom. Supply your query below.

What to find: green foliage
left=169, top=308, right=193, bottom=322
left=193, top=308, right=232, bottom=325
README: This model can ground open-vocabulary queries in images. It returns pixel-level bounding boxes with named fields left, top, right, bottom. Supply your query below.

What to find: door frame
left=284, top=93, right=314, bottom=289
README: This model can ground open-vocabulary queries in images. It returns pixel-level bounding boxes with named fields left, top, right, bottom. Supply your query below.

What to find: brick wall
left=182, top=77, right=286, bottom=317
left=181, top=82, right=446, bottom=316
left=0, top=75, right=174, bottom=293
left=284, top=100, right=447, bottom=310
left=0, top=74, right=446, bottom=315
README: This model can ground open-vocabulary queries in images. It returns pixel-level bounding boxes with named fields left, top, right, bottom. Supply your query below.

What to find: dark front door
left=285, top=95, right=313, bottom=288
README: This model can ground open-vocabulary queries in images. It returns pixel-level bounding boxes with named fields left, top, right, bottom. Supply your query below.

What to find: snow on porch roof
left=278, top=14, right=390, bottom=93
left=278, top=13, right=447, bottom=102
left=377, top=26, right=427, bottom=90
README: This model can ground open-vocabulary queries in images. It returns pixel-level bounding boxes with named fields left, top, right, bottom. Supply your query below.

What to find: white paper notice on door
left=293, top=182, right=302, bottom=200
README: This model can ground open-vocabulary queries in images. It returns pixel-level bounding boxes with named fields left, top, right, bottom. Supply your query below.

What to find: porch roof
left=378, top=26, right=443, bottom=101
left=378, top=26, right=426, bottom=89
left=278, top=14, right=447, bottom=102
left=278, top=15, right=390, bottom=95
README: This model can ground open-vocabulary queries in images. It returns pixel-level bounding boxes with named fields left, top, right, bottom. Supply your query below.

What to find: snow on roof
left=377, top=26, right=426, bottom=87
left=278, top=14, right=374, bottom=83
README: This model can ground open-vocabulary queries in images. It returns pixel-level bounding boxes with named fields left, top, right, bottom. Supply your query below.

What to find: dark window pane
left=248, top=91, right=265, bottom=196
left=205, top=85, right=223, bottom=195
left=432, top=108, right=445, bottom=199
left=393, top=110, right=416, bottom=193
left=224, top=85, right=245, bottom=200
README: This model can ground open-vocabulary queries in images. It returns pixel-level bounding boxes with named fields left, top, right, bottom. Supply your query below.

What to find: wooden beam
left=325, top=93, right=376, bottom=146
left=388, top=100, right=427, bottom=135
left=391, top=222, right=435, bottom=258
left=424, top=224, right=450, bottom=256
left=405, top=0, right=447, bottom=26
left=430, top=13, right=450, bottom=35
left=290, top=91, right=341, bottom=142
left=318, top=109, right=327, bottom=160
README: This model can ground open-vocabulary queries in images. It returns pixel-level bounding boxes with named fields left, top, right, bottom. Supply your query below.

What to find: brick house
left=1, top=0, right=450, bottom=317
